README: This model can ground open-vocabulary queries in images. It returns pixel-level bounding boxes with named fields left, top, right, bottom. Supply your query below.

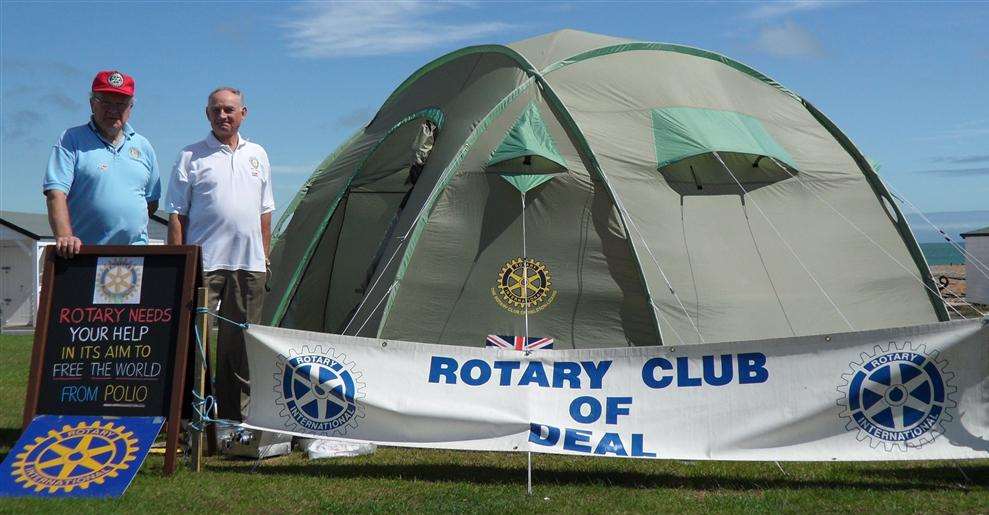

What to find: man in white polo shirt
left=165, top=87, right=274, bottom=422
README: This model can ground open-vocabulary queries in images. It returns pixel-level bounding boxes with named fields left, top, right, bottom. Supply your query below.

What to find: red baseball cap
left=92, top=70, right=135, bottom=96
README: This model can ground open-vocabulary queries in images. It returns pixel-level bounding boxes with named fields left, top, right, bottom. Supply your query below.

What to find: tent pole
left=521, top=191, right=533, bottom=495
left=527, top=451, right=533, bottom=495
left=521, top=191, right=530, bottom=337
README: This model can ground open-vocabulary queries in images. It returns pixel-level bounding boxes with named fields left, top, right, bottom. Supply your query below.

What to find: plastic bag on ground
left=301, top=437, right=377, bottom=459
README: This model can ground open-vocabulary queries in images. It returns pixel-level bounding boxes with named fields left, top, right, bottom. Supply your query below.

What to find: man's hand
left=45, top=189, right=81, bottom=258
left=54, top=235, right=83, bottom=258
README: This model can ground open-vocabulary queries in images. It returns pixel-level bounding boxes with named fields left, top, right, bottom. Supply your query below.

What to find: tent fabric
left=651, top=107, right=796, bottom=169
left=264, top=29, right=945, bottom=350
left=506, top=29, right=633, bottom=70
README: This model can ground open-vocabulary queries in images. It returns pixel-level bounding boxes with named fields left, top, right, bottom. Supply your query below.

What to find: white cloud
left=282, top=1, right=512, bottom=58
left=751, top=21, right=826, bottom=58
left=743, top=1, right=831, bottom=20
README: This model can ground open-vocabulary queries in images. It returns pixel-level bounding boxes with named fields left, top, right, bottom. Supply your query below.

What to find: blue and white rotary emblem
left=273, top=346, right=365, bottom=435
left=837, top=342, right=956, bottom=451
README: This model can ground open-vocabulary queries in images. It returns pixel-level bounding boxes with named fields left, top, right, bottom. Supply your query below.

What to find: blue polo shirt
left=43, top=120, right=160, bottom=244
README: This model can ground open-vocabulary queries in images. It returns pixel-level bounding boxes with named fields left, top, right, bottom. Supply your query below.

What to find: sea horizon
left=919, top=242, right=967, bottom=266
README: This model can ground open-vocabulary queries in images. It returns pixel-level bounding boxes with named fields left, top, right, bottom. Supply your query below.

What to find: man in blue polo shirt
left=43, top=70, right=160, bottom=257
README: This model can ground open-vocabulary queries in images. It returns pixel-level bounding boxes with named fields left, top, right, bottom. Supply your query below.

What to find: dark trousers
left=204, top=269, right=266, bottom=421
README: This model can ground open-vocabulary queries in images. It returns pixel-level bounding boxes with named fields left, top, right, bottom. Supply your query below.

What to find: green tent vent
left=487, top=102, right=568, bottom=193
left=652, top=107, right=796, bottom=170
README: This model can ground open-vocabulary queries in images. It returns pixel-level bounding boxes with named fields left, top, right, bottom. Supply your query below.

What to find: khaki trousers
left=204, top=269, right=266, bottom=421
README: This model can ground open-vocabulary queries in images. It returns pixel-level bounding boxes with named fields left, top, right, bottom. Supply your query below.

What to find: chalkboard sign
left=22, top=245, right=200, bottom=475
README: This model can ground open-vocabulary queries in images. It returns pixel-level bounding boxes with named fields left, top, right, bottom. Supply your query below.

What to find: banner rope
left=194, top=307, right=249, bottom=329
left=880, top=179, right=989, bottom=279
left=188, top=308, right=249, bottom=432
left=714, top=151, right=855, bottom=331
left=765, top=157, right=985, bottom=318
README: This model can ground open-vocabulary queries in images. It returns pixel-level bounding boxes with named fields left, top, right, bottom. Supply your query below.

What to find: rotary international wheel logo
left=93, top=256, right=144, bottom=304
left=837, top=342, right=956, bottom=451
left=273, top=345, right=366, bottom=436
left=11, top=420, right=138, bottom=493
left=108, top=72, right=124, bottom=87
left=492, top=257, right=557, bottom=315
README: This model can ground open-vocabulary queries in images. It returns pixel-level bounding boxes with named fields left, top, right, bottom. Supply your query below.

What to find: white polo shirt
left=165, top=133, right=275, bottom=272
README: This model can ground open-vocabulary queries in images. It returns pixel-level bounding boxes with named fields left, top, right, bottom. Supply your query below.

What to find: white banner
left=243, top=319, right=989, bottom=461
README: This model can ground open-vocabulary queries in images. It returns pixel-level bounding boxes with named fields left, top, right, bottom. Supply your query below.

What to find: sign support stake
left=190, top=287, right=209, bottom=472
left=527, top=451, right=532, bottom=495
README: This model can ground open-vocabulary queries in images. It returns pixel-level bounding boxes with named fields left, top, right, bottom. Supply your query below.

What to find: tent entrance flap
left=283, top=114, right=441, bottom=332
left=487, top=101, right=568, bottom=193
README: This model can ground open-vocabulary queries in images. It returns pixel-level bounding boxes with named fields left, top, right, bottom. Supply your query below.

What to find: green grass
left=0, top=333, right=986, bottom=513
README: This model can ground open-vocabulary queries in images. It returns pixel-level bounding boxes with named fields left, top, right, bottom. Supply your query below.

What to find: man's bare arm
left=168, top=213, right=188, bottom=245
left=45, top=190, right=81, bottom=258
left=261, top=212, right=272, bottom=261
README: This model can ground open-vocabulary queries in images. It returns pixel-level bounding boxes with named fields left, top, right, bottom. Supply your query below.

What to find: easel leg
left=163, top=416, right=181, bottom=475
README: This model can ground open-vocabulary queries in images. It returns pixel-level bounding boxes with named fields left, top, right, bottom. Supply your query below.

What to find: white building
left=0, top=211, right=168, bottom=329
left=960, top=226, right=989, bottom=305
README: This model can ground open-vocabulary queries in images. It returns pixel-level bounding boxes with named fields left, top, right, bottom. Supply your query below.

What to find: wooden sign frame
left=21, top=245, right=201, bottom=476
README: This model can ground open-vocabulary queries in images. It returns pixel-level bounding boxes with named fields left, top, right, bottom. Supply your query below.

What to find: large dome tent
left=262, top=29, right=947, bottom=348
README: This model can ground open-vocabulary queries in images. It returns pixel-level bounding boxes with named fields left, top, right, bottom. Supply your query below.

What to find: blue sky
left=2, top=1, right=987, bottom=234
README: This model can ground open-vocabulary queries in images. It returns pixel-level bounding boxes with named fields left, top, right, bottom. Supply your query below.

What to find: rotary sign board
left=20, top=246, right=200, bottom=483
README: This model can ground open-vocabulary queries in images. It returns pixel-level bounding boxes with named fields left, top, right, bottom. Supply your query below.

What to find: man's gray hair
left=207, top=86, right=245, bottom=106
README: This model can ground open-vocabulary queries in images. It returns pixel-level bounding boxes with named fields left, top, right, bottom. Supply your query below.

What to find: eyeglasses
left=208, top=105, right=245, bottom=116
left=93, top=96, right=134, bottom=111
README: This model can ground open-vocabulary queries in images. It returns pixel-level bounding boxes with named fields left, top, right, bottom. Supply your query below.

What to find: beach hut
left=264, top=29, right=946, bottom=348
left=960, top=226, right=989, bottom=304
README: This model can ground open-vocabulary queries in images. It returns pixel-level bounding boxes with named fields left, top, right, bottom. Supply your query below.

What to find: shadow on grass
left=0, top=427, right=23, bottom=446
left=214, top=460, right=988, bottom=491
left=846, top=464, right=989, bottom=485
left=0, top=427, right=24, bottom=460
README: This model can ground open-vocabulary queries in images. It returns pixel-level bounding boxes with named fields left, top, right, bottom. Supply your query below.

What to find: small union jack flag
left=485, top=335, right=554, bottom=350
